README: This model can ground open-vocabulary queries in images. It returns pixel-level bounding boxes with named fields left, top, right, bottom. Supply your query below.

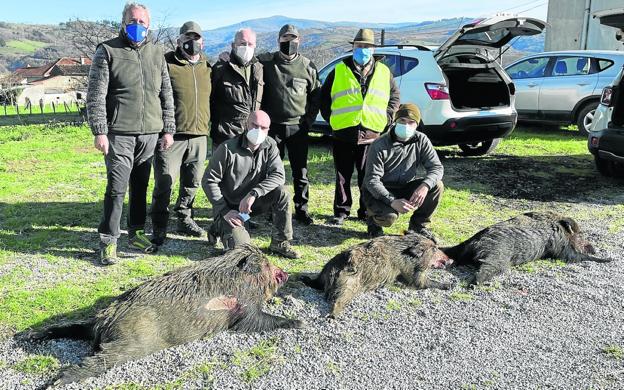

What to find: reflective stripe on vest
left=330, top=61, right=391, bottom=132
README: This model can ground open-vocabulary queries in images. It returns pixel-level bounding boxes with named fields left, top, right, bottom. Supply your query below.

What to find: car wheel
left=458, top=138, right=501, bottom=156
left=576, top=102, right=599, bottom=136
left=594, top=155, right=614, bottom=177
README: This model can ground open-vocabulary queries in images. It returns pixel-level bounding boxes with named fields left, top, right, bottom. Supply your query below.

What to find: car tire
left=576, top=102, right=599, bottom=136
left=458, top=138, right=501, bottom=156
left=594, top=155, right=614, bottom=177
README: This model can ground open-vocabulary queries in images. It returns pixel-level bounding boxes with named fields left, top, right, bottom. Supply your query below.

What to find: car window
left=379, top=54, right=401, bottom=78
left=506, top=57, right=550, bottom=79
left=401, top=57, right=419, bottom=75
left=597, top=59, right=614, bottom=72
left=552, top=56, right=591, bottom=76
left=318, top=57, right=345, bottom=84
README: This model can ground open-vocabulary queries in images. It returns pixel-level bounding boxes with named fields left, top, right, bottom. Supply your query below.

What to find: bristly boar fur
left=23, top=245, right=302, bottom=385
left=442, top=211, right=612, bottom=285
left=301, top=233, right=452, bottom=318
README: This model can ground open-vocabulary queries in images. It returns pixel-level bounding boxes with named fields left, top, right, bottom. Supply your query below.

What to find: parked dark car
left=587, top=8, right=624, bottom=177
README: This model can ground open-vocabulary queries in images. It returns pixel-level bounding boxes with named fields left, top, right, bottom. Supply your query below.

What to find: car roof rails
left=376, top=44, right=432, bottom=51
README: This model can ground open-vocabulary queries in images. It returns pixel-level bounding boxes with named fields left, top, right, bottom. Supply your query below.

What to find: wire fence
left=0, top=100, right=85, bottom=117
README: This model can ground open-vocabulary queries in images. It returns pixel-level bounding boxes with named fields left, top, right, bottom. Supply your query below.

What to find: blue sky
left=1, top=0, right=549, bottom=29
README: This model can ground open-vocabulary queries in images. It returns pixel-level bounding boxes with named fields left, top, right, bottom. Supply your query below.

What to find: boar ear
left=236, top=253, right=261, bottom=273
left=558, top=218, right=580, bottom=235
left=405, top=246, right=425, bottom=259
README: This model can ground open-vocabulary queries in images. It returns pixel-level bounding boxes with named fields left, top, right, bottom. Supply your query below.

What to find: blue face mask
left=353, top=48, right=373, bottom=66
left=394, top=123, right=417, bottom=140
left=125, top=23, right=148, bottom=44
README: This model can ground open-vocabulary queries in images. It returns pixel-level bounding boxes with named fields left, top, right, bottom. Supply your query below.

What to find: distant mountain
left=0, top=15, right=545, bottom=74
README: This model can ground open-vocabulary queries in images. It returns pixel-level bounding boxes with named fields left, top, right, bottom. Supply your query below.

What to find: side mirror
left=616, top=30, right=623, bottom=42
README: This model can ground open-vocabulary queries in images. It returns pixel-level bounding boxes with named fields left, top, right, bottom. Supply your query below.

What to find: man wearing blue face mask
left=87, top=2, right=175, bottom=265
left=362, top=103, right=444, bottom=239
left=320, top=28, right=400, bottom=226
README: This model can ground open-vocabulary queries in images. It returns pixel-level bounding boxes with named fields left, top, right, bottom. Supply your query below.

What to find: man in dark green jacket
left=150, top=21, right=212, bottom=247
left=87, top=3, right=175, bottom=265
left=259, top=24, right=320, bottom=225
left=210, top=28, right=263, bottom=147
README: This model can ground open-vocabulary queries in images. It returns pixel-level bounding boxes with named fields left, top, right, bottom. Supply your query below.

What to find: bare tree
left=63, top=19, right=119, bottom=59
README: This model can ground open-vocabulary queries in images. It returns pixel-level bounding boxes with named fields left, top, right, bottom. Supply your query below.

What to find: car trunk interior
left=612, top=75, right=624, bottom=127
left=440, top=63, right=510, bottom=110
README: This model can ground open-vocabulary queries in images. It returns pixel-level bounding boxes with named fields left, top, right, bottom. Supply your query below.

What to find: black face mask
left=279, top=40, right=299, bottom=56
left=182, top=39, right=201, bottom=56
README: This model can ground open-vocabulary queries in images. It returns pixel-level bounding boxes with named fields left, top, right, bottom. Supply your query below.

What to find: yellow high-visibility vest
left=330, top=61, right=391, bottom=132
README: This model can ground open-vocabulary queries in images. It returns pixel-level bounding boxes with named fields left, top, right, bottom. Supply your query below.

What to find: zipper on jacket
left=137, top=48, right=145, bottom=133
left=192, top=64, right=198, bottom=132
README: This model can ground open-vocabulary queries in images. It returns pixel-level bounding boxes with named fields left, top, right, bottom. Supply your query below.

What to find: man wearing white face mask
left=210, top=28, right=264, bottom=148
left=202, top=110, right=300, bottom=259
left=362, top=103, right=444, bottom=239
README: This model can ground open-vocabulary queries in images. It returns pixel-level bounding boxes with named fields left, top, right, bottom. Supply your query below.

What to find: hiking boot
left=98, top=242, right=117, bottom=266
left=151, top=229, right=167, bottom=246
left=294, top=210, right=314, bottom=225
left=177, top=218, right=206, bottom=237
left=269, top=239, right=301, bottom=259
left=408, top=224, right=437, bottom=244
left=330, top=215, right=346, bottom=226
left=129, top=230, right=157, bottom=253
left=367, top=221, right=383, bottom=238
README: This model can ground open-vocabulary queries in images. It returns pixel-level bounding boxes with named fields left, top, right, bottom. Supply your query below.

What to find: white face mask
left=394, top=123, right=417, bottom=141
left=235, top=45, right=255, bottom=64
left=246, top=128, right=267, bottom=145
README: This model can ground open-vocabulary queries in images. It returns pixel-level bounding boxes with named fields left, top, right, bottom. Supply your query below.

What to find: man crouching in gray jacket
left=87, top=2, right=175, bottom=265
left=202, top=110, right=300, bottom=259
left=362, top=103, right=444, bottom=240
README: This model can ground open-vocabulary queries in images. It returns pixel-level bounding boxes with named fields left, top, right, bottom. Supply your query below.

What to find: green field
left=0, top=39, right=48, bottom=55
left=0, top=124, right=620, bottom=334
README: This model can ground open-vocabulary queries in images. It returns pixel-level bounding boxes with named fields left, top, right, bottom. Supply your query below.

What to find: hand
left=390, top=199, right=417, bottom=214
left=224, top=210, right=244, bottom=228
left=239, top=194, right=256, bottom=214
left=160, top=133, right=174, bottom=151
left=94, top=135, right=109, bottom=155
left=409, top=184, right=429, bottom=208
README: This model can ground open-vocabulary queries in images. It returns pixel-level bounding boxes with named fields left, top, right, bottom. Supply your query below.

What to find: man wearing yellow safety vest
left=320, top=28, right=400, bottom=225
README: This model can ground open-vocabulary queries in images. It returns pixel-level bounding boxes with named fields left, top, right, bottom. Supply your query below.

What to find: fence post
left=52, top=101, right=56, bottom=114
left=15, top=104, right=19, bottom=115
left=3, top=102, right=6, bottom=116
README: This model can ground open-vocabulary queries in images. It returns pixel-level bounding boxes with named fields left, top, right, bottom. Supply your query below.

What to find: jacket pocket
left=108, top=100, right=120, bottom=126
left=223, top=81, right=246, bottom=103
left=291, top=77, right=307, bottom=95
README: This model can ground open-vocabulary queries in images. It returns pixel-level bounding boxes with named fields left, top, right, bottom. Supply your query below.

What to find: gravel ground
left=1, top=165, right=624, bottom=389
left=1, top=215, right=622, bottom=390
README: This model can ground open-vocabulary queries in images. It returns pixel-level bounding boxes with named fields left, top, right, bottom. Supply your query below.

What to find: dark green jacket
left=258, top=52, right=320, bottom=129
left=87, top=32, right=175, bottom=135
left=165, top=48, right=212, bottom=136
left=210, top=53, right=264, bottom=145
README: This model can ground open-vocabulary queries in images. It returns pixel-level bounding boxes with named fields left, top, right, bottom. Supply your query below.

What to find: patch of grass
left=0, top=39, right=47, bottom=55
left=325, top=360, right=340, bottom=375
left=148, top=361, right=217, bottom=390
left=602, top=345, right=623, bottom=360
left=105, top=384, right=145, bottom=390
left=450, top=291, right=474, bottom=302
left=232, top=338, right=281, bottom=383
left=518, top=259, right=566, bottom=274
left=12, top=355, right=59, bottom=375
left=387, top=284, right=402, bottom=293
left=478, top=281, right=502, bottom=293
left=408, top=298, right=423, bottom=307
left=385, top=299, right=401, bottom=311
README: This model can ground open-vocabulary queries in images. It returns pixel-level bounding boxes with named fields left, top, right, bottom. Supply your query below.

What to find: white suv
left=315, top=16, right=546, bottom=155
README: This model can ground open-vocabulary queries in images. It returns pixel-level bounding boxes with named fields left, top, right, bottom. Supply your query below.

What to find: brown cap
left=180, top=21, right=202, bottom=36
left=395, top=103, right=422, bottom=123
left=279, top=24, right=299, bottom=38
left=350, top=28, right=376, bottom=46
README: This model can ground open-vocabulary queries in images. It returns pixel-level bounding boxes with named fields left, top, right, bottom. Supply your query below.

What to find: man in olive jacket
left=320, top=28, right=400, bottom=225
left=210, top=28, right=263, bottom=147
left=150, top=21, right=212, bottom=247
left=362, top=103, right=444, bottom=239
left=87, top=3, right=175, bottom=265
left=259, top=24, right=320, bottom=225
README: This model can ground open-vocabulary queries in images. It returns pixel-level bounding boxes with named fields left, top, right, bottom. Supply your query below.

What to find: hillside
left=0, top=15, right=546, bottom=73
